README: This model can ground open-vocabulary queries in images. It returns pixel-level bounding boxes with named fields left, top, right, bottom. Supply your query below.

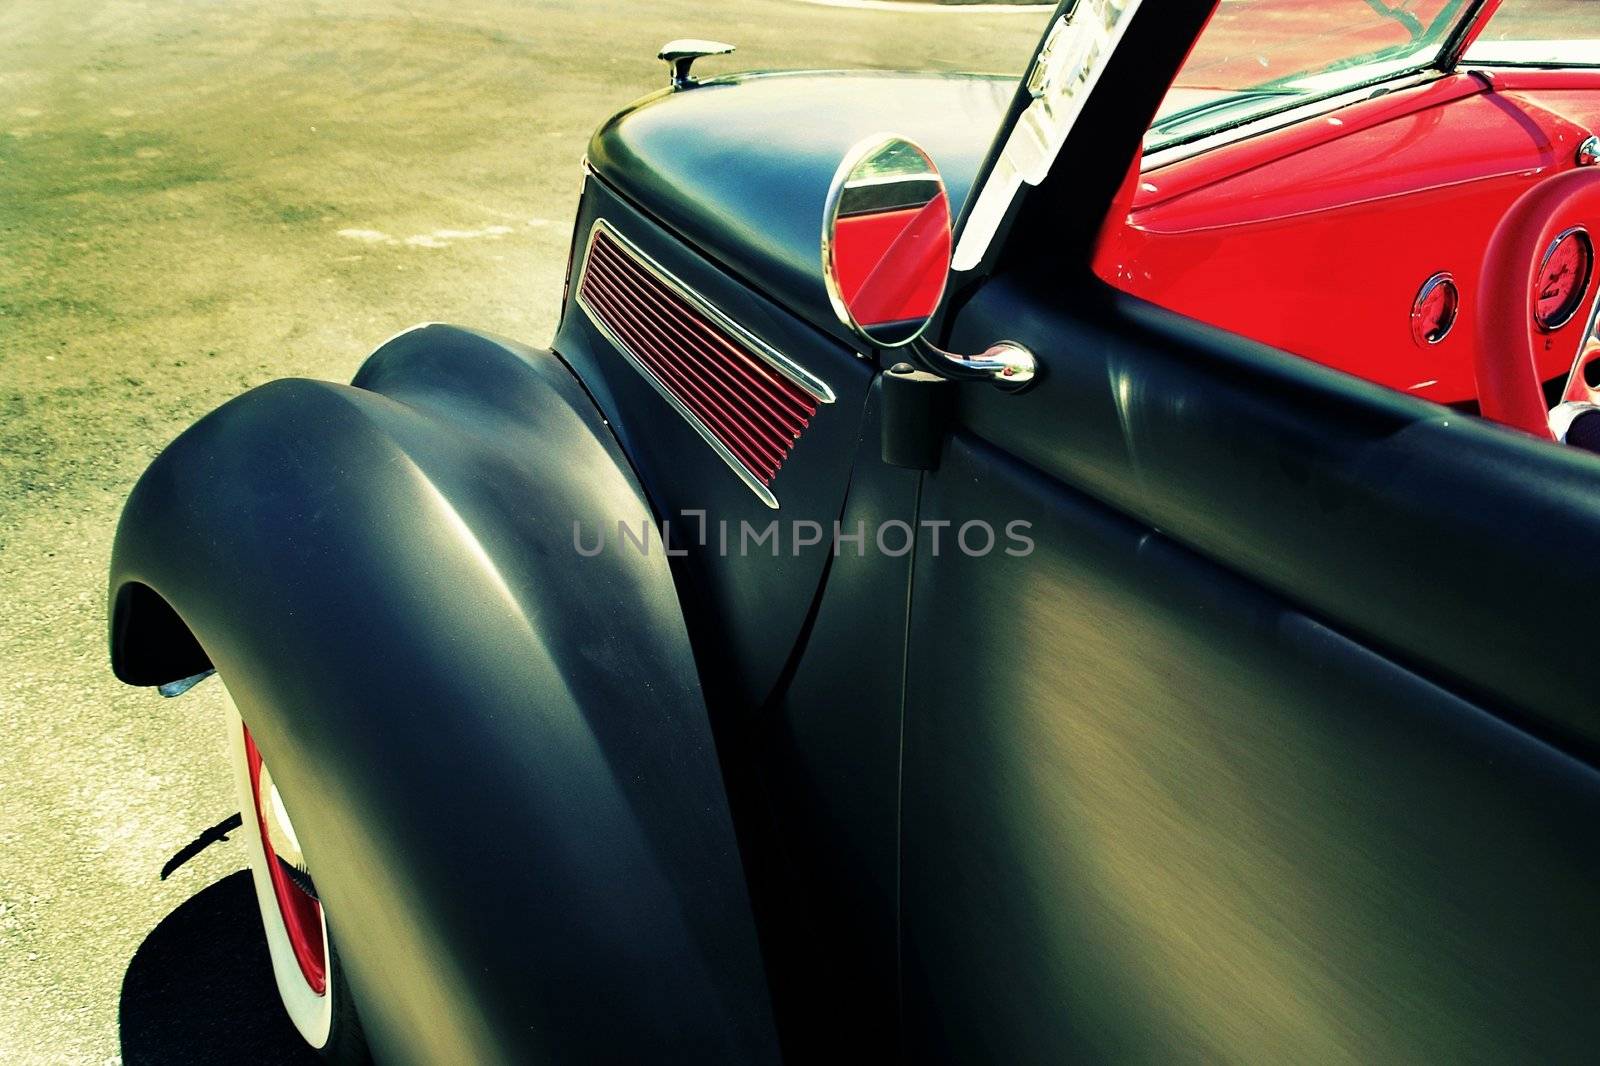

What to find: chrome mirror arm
left=910, top=338, right=1037, bottom=391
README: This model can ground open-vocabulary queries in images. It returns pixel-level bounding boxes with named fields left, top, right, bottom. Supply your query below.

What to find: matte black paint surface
left=587, top=71, right=1012, bottom=346
left=956, top=280, right=1600, bottom=757
left=760, top=380, right=922, bottom=1059
left=901, top=432, right=1600, bottom=1061
left=557, top=180, right=875, bottom=709
left=110, top=327, right=777, bottom=1063
left=109, top=1, right=1600, bottom=1058
left=898, top=3, right=1600, bottom=1051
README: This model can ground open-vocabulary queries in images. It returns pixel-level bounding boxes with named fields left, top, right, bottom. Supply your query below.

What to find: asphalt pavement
left=0, top=1, right=1047, bottom=1061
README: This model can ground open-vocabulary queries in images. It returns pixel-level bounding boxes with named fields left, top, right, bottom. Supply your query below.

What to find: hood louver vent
left=576, top=220, right=833, bottom=508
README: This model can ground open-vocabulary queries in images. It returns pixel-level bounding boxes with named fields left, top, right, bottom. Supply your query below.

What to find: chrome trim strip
left=583, top=218, right=835, bottom=406
left=1142, top=72, right=1437, bottom=172
left=577, top=272, right=781, bottom=508
left=575, top=218, right=836, bottom=510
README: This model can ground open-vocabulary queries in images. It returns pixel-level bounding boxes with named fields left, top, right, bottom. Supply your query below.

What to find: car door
left=898, top=1, right=1600, bottom=1061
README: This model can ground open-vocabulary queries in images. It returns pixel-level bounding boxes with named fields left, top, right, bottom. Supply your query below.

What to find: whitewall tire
left=223, top=683, right=367, bottom=1061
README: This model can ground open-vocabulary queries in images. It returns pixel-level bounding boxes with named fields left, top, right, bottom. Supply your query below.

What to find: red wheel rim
left=243, top=725, right=328, bottom=995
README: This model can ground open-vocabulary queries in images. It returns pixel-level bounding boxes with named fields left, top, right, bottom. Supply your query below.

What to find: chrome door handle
left=914, top=339, right=1037, bottom=391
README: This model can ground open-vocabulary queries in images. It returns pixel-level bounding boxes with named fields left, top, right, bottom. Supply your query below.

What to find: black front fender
left=109, top=325, right=777, bottom=1063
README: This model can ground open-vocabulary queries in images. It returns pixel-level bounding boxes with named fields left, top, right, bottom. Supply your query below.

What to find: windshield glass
left=1147, top=0, right=1478, bottom=153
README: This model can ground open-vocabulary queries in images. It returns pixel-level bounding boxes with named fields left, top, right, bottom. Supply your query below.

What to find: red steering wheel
left=1477, top=169, right=1600, bottom=444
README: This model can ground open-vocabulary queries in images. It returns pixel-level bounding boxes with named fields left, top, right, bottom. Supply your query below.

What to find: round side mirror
left=822, top=135, right=952, bottom=348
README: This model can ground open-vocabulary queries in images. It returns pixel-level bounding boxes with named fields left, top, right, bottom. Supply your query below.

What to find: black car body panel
left=109, top=326, right=779, bottom=1063
left=943, top=276, right=1600, bottom=758
left=107, top=0, right=1600, bottom=1059
left=756, top=380, right=922, bottom=1057
left=555, top=179, right=876, bottom=708
left=903, top=429, right=1600, bottom=1060
left=551, top=187, right=913, bottom=1051
left=587, top=71, right=1013, bottom=345
left=902, top=282, right=1600, bottom=1060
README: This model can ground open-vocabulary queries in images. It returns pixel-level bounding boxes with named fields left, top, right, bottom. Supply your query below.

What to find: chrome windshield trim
left=1142, top=71, right=1439, bottom=171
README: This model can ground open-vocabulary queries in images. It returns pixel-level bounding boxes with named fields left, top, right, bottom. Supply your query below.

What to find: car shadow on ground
left=120, top=870, right=318, bottom=1065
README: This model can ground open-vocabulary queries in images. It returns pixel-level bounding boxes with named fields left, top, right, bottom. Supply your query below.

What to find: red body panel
left=1096, top=69, right=1600, bottom=404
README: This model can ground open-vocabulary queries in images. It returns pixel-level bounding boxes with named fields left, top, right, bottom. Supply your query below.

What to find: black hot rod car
left=109, top=1, right=1600, bottom=1062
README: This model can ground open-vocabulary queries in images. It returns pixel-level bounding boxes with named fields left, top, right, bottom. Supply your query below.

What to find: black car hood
left=587, top=71, right=1014, bottom=344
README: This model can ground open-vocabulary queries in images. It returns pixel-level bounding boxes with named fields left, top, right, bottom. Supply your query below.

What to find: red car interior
left=1096, top=6, right=1600, bottom=412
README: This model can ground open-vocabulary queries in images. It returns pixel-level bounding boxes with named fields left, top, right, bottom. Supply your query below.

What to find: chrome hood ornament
left=658, top=39, right=734, bottom=90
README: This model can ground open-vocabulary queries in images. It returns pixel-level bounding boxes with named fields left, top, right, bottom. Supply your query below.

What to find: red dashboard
left=1095, top=68, right=1600, bottom=405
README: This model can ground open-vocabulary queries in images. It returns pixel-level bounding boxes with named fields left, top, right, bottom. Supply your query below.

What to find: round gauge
left=1411, top=272, right=1459, bottom=346
left=1535, top=227, right=1594, bottom=332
